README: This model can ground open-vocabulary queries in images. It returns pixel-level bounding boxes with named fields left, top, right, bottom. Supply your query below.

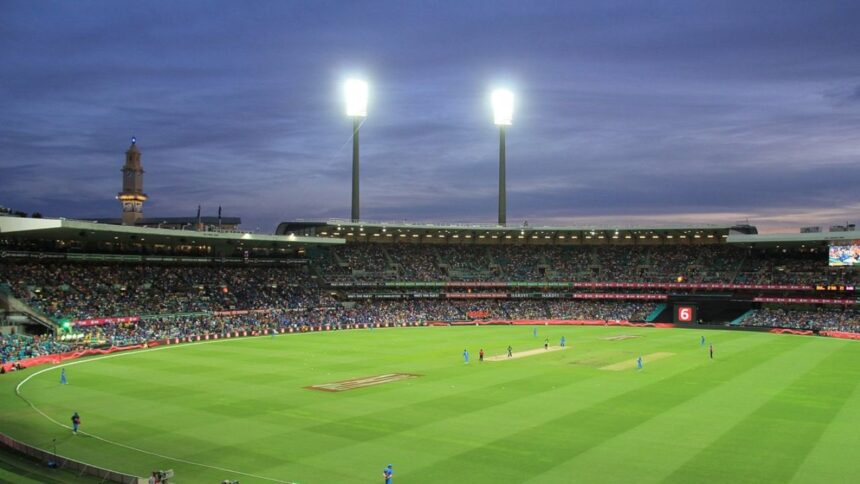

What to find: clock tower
left=117, top=137, right=148, bottom=225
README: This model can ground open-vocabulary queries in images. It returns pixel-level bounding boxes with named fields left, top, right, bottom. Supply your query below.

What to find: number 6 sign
left=675, top=305, right=696, bottom=323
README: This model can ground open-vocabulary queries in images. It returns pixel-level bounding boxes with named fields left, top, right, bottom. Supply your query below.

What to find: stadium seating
left=1, top=243, right=858, bottom=366
left=320, top=244, right=857, bottom=285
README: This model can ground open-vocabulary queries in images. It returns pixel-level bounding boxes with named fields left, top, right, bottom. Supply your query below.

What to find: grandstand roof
left=91, top=216, right=242, bottom=226
left=277, top=219, right=756, bottom=244
left=0, top=217, right=344, bottom=249
left=727, top=230, right=860, bottom=246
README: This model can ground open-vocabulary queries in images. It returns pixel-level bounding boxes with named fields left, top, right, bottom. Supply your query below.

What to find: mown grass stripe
left=525, top=337, right=845, bottom=483
left=404, top=334, right=805, bottom=482
left=3, top=327, right=858, bottom=483
left=661, top=341, right=860, bottom=484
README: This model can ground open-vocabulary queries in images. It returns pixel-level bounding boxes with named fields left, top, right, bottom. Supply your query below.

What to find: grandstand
left=2, top=214, right=859, bottom=482
left=2, top=215, right=858, bottom=359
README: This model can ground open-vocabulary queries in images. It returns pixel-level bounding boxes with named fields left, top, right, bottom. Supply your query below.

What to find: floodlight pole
left=351, top=116, right=360, bottom=222
left=498, top=125, right=506, bottom=226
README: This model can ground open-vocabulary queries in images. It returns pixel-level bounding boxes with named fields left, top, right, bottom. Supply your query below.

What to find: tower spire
left=118, top=137, right=148, bottom=225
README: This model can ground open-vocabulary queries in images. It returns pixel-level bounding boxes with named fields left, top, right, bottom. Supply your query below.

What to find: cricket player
left=709, top=344, right=714, bottom=359
left=71, top=412, right=80, bottom=434
left=637, top=356, right=643, bottom=370
left=700, top=335, right=705, bottom=347
left=479, top=349, right=484, bottom=362
left=60, top=368, right=67, bottom=385
left=383, top=464, right=393, bottom=484
left=463, top=349, right=470, bottom=364
left=560, top=336, right=566, bottom=347
left=507, top=345, right=513, bottom=357
left=544, top=337, right=549, bottom=350
left=533, top=327, right=538, bottom=338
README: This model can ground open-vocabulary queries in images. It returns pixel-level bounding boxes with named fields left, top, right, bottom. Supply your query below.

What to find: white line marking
left=15, top=336, right=299, bottom=483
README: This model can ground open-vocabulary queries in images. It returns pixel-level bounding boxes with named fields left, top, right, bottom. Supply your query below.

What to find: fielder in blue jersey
left=637, top=356, right=643, bottom=370
left=463, top=349, right=470, bottom=364
left=383, top=464, right=393, bottom=484
left=60, top=368, right=67, bottom=385
left=533, top=327, right=537, bottom=338
left=560, top=336, right=566, bottom=347
left=700, top=335, right=705, bottom=347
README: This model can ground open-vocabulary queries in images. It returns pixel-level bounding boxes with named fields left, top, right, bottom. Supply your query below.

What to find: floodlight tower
left=492, top=89, right=513, bottom=226
left=345, top=79, right=368, bottom=222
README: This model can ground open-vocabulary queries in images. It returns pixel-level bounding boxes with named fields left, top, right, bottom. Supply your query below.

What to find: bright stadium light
left=492, top=89, right=513, bottom=126
left=344, top=79, right=368, bottom=117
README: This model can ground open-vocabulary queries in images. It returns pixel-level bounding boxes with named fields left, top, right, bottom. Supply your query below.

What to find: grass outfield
left=2, top=325, right=860, bottom=483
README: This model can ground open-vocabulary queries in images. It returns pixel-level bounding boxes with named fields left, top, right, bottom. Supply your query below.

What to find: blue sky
left=1, top=0, right=859, bottom=232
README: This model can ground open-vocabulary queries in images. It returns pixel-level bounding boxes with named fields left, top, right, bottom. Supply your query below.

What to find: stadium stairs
left=728, top=255, right=747, bottom=284
left=646, top=303, right=667, bottom=322
left=730, top=309, right=755, bottom=326
left=0, top=285, right=59, bottom=332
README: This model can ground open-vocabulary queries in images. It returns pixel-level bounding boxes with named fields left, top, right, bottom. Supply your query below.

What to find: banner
left=72, top=316, right=140, bottom=327
left=753, top=297, right=855, bottom=305
left=820, top=331, right=860, bottom=340
left=473, top=319, right=677, bottom=328
left=1, top=343, right=152, bottom=372
left=571, top=293, right=667, bottom=300
left=769, top=328, right=814, bottom=336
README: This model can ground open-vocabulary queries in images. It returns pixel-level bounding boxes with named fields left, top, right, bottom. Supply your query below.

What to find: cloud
left=1, top=0, right=860, bottom=232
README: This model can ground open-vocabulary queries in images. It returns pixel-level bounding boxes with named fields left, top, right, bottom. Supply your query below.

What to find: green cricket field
left=2, top=325, right=860, bottom=483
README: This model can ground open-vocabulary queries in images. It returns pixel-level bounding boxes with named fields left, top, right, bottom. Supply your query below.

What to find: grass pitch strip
left=2, top=325, right=860, bottom=483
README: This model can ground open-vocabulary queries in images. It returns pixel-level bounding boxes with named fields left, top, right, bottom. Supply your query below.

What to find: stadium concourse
left=0, top=217, right=859, bottom=370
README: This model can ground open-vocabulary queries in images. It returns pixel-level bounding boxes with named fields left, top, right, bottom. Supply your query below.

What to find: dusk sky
left=1, top=0, right=858, bottom=233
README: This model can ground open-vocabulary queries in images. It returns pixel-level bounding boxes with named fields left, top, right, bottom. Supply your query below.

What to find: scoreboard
left=674, top=304, right=697, bottom=324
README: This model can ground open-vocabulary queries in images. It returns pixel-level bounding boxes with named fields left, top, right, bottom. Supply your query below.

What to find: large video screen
left=829, top=241, right=860, bottom=267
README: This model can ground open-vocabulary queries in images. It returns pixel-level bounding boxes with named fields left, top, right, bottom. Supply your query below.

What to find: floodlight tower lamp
left=344, top=79, right=368, bottom=118
left=492, top=89, right=514, bottom=126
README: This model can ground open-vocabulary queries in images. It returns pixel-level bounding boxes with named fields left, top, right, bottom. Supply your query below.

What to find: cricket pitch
left=600, top=352, right=675, bottom=371
left=485, top=346, right=568, bottom=361
left=307, top=373, right=420, bottom=392
left=602, top=334, right=641, bottom=341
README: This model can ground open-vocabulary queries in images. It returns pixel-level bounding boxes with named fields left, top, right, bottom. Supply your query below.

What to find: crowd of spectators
left=542, top=301, right=653, bottom=321
left=1, top=244, right=859, bottom=369
left=314, top=244, right=858, bottom=285
left=0, top=299, right=662, bottom=366
left=0, top=262, right=322, bottom=321
left=387, top=246, right=440, bottom=281
left=735, top=252, right=859, bottom=286
left=744, top=307, right=860, bottom=332
left=1, top=247, right=856, bottom=300
left=1, top=333, right=71, bottom=365
left=2, top=296, right=860, bottom=369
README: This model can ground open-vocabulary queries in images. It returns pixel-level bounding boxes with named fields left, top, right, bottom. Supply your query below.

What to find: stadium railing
left=0, top=432, right=146, bottom=483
